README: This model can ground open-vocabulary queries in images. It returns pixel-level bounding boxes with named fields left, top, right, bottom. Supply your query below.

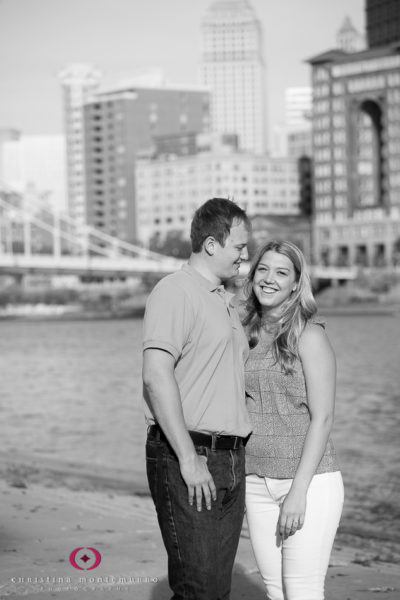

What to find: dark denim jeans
left=146, top=431, right=246, bottom=600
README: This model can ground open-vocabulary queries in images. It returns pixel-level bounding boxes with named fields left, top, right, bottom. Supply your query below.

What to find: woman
left=242, top=241, right=344, bottom=600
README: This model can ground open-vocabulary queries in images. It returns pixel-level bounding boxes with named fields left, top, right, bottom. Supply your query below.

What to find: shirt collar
left=182, top=263, right=224, bottom=293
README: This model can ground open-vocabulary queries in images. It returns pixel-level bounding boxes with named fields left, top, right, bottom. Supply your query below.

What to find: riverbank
left=0, top=475, right=399, bottom=600
left=0, top=299, right=399, bottom=320
left=2, top=446, right=400, bottom=568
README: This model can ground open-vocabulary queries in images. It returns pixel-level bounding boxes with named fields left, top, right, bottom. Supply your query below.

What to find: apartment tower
left=59, top=64, right=102, bottom=226
left=83, top=83, right=210, bottom=243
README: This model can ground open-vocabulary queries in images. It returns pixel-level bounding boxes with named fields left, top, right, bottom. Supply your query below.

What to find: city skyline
left=0, top=0, right=365, bottom=146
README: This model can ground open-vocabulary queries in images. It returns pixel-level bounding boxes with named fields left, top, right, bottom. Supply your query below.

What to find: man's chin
left=222, top=266, right=241, bottom=282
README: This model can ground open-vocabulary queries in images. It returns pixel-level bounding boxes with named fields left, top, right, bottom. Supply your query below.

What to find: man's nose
left=240, top=247, right=248, bottom=261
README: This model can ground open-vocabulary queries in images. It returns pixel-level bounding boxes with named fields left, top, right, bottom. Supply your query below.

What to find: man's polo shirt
left=143, top=264, right=252, bottom=437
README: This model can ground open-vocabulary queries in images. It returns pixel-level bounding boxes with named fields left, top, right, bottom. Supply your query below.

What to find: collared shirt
left=143, top=264, right=252, bottom=437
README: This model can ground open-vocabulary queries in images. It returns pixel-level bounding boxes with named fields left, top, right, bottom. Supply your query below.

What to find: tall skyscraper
left=200, top=0, right=267, bottom=154
left=58, top=64, right=102, bottom=226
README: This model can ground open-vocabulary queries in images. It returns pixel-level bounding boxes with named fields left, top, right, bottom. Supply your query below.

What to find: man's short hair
left=190, top=198, right=250, bottom=253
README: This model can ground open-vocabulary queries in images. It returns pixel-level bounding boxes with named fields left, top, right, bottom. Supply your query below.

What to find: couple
left=142, top=198, right=344, bottom=600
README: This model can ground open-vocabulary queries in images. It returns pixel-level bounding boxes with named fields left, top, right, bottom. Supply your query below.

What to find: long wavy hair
left=242, top=240, right=317, bottom=374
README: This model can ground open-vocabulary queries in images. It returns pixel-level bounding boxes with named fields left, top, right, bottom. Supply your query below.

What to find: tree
left=149, top=230, right=192, bottom=259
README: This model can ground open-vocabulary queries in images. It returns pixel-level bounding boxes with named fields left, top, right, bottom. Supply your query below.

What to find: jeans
left=245, top=471, right=344, bottom=600
left=146, top=431, right=246, bottom=600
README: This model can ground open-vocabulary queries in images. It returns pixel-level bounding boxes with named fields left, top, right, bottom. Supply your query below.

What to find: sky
left=0, top=0, right=365, bottom=141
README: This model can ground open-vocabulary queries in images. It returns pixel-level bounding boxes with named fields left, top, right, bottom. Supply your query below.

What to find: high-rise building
left=336, top=16, right=364, bottom=53
left=83, top=83, right=210, bottom=242
left=58, top=64, right=102, bottom=225
left=200, top=0, right=267, bottom=154
left=308, top=45, right=400, bottom=267
left=366, top=0, right=400, bottom=48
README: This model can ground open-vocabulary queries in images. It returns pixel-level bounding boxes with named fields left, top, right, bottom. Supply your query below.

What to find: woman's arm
left=278, top=323, right=336, bottom=539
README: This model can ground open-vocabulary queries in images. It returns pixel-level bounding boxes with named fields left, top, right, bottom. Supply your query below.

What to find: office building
left=200, top=0, right=267, bottom=154
left=59, top=64, right=102, bottom=225
left=308, top=44, right=400, bottom=267
left=135, top=135, right=299, bottom=245
left=83, top=83, right=210, bottom=242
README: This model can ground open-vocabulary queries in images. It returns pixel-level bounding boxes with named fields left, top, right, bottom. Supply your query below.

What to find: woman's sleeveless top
left=245, top=328, right=339, bottom=479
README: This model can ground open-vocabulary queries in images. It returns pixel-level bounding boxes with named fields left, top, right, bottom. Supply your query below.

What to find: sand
left=0, top=477, right=399, bottom=600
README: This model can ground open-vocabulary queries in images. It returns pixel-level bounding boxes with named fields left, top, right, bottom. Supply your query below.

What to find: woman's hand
left=279, top=487, right=307, bottom=540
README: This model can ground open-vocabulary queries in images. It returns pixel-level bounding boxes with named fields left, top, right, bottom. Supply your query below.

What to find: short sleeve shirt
left=143, top=264, right=252, bottom=437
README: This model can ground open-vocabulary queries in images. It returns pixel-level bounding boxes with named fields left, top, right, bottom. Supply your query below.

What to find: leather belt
left=148, top=424, right=246, bottom=450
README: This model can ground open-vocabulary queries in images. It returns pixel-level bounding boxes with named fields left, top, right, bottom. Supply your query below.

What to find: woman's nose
left=264, top=271, right=275, bottom=284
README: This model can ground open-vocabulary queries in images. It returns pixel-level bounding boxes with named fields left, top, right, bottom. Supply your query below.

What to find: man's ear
left=204, top=236, right=216, bottom=256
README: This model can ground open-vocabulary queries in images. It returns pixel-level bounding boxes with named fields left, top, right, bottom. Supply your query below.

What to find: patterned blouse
left=245, top=326, right=339, bottom=479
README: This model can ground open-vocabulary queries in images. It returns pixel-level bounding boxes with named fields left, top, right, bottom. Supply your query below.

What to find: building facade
left=200, top=0, right=267, bottom=154
left=83, top=84, right=210, bottom=242
left=59, top=64, right=102, bottom=227
left=309, top=46, right=400, bottom=267
left=135, top=139, right=300, bottom=245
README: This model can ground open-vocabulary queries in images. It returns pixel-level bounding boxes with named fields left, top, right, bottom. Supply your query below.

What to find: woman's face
left=252, top=250, right=297, bottom=315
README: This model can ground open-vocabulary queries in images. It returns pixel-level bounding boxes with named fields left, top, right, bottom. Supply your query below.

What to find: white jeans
left=245, top=471, right=344, bottom=600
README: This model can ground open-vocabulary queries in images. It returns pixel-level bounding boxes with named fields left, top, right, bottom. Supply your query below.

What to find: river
left=0, top=314, right=399, bottom=559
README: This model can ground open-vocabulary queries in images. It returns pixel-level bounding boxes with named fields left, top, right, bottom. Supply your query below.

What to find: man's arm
left=143, top=347, right=217, bottom=511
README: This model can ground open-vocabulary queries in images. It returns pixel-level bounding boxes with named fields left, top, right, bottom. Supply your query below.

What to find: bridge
left=0, top=192, right=183, bottom=278
left=0, top=191, right=357, bottom=281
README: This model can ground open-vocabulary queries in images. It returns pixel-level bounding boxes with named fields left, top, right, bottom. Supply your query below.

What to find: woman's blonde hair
left=242, top=240, right=317, bottom=374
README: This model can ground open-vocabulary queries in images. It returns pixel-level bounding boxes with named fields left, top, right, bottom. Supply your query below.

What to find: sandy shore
left=0, top=476, right=399, bottom=600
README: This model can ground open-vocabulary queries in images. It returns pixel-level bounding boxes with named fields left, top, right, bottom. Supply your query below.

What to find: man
left=142, top=198, right=252, bottom=600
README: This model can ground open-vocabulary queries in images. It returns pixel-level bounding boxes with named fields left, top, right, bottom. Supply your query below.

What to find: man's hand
left=179, top=453, right=217, bottom=511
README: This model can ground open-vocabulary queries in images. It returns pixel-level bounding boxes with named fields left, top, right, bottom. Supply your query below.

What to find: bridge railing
left=0, top=191, right=180, bottom=266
